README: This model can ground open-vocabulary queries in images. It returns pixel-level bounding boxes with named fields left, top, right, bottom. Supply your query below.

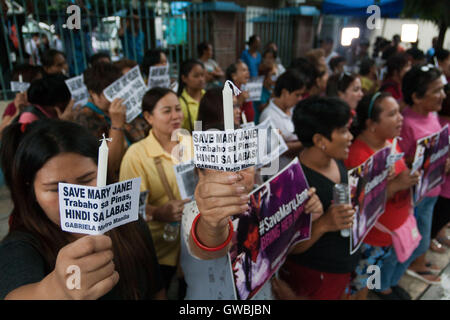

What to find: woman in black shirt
left=280, top=96, right=359, bottom=300
left=0, top=119, right=164, bottom=300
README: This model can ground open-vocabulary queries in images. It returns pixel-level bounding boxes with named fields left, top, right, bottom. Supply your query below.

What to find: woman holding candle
left=119, top=87, right=192, bottom=295
left=345, top=92, right=420, bottom=300
left=0, top=119, right=164, bottom=300
left=75, top=62, right=127, bottom=184
left=177, top=59, right=206, bottom=133
left=179, top=89, right=323, bottom=299
left=226, top=60, right=254, bottom=123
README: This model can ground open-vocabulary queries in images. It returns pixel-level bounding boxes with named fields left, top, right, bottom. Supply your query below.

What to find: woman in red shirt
left=345, top=92, right=420, bottom=300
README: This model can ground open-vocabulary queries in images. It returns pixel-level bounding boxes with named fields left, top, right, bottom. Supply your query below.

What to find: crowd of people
left=0, top=31, right=449, bottom=301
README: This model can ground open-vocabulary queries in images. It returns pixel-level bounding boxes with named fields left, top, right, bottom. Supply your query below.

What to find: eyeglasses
left=420, top=64, right=435, bottom=72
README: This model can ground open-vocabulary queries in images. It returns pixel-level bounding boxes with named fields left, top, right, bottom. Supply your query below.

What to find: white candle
left=223, top=82, right=234, bottom=130
left=19, top=74, right=23, bottom=83
left=97, top=134, right=110, bottom=187
left=391, top=137, right=397, bottom=155
left=242, top=112, right=247, bottom=124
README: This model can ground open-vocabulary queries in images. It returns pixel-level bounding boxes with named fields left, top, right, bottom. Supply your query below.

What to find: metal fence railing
left=0, top=0, right=297, bottom=100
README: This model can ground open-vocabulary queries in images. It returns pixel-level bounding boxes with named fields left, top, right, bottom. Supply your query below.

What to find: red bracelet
left=191, top=213, right=234, bottom=252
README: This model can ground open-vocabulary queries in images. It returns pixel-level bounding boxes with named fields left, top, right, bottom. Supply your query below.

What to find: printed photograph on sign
left=174, top=161, right=198, bottom=200
left=348, top=147, right=390, bottom=254
left=228, top=158, right=311, bottom=300
left=411, top=125, right=449, bottom=204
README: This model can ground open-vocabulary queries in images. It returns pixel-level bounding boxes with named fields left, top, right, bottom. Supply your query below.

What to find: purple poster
left=228, top=158, right=312, bottom=300
left=411, top=125, right=449, bottom=205
left=348, top=147, right=391, bottom=254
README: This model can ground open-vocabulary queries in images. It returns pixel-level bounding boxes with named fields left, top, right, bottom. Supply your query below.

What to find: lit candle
left=97, top=134, right=111, bottom=187
left=223, top=82, right=234, bottom=130
left=242, top=112, right=247, bottom=124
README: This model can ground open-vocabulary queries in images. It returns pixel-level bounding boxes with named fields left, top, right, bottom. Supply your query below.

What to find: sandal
left=406, top=269, right=441, bottom=285
left=436, top=235, right=450, bottom=248
left=425, top=262, right=441, bottom=275
left=430, top=239, right=447, bottom=254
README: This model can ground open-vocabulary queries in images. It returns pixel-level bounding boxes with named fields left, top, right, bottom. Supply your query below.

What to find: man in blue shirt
left=241, top=35, right=262, bottom=78
left=119, top=10, right=145, bottom=64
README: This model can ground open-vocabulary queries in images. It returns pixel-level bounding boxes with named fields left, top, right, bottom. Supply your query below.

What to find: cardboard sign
left=103, top=65, right=147, bottom=123
left=174, top=161, right=198, bottom=200
left=148, top=65, right=171, bottom=89
left=242, top=76, right=264, bottom=102
left=10, top=81, right=30, bottom=93
left=348, top=147, right=391, bottom=254
left=59, top=178, right=141, bottom=235
left=229, top=158, right=311, bottom=300
left=65, top=75, right=89, bottom=107
left=411, top=125, right=449, bottom=204
left=193, top=128, right=258, bottom=172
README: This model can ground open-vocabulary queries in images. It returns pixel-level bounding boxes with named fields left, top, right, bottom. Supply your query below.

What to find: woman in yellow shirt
left=119, top=87, right=192, bottom=292
left=177, top=59, right=206, bottom=132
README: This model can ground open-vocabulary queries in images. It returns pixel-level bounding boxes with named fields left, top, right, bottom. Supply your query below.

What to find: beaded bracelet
left=191, top=213, right=234, bottom=252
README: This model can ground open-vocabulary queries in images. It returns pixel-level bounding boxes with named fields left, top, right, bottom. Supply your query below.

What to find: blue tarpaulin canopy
left=321, top=0, right=404, bottom=18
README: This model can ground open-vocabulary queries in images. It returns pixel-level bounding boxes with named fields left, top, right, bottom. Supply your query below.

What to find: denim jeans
left=377, top=196, right=438, bottom=291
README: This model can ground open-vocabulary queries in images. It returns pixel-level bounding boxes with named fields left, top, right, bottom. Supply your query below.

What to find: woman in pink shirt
left=398, top=64, right=448, bottom=285
left=430, top=95, right=450, bottom=250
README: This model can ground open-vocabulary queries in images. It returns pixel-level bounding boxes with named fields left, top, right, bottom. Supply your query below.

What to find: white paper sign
left=148, top=65, right=171, bottom=89
left=174, top=161, right=198, bottom=200
left=10, top=81, right=30, bottom=93
left=242, top=76, right=264, bottom=102
left=65, top=75, right=90, bottom=107
left=59, top=178, right=141, bottom=235
left=193, top=128, right=258, bottom=172
left=255, top=118, right=289, bottom=168
left=103, top=65, right=147, bottom=123
left=138, top=190, right=150, bottom=220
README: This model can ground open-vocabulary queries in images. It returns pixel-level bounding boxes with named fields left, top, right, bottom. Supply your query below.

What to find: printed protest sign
left=229, top=158, right=311, bottom=300
left=348, top=147, right=391, bottom=254
left=148, top=65, right=171, bottom=89
left=65, top=75, right=89, bottom=107
left=255, top=118, right=288, bottom=168
left=242, top=76, right=264, bottom=102
left=174, top=161, right=198, bottom=200
left=411, top=125, right=449, bottom=204
left=10, top=81, right=30, bottom=93
left=59, top=178, right=141, bottom=235
left=193, top=128, right=258, bottom=172
left=103, top=65, right=147, bottom=123
left=138, top=190, right=150, bottom=220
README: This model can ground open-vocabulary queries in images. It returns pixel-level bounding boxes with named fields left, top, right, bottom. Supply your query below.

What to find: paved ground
left=0, top=184, right=448, bottom=300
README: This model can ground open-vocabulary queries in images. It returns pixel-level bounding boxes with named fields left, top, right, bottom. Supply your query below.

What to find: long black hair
left=1, top=119, right=159, bottom=299
left=177, top=59, right=204, bottom=97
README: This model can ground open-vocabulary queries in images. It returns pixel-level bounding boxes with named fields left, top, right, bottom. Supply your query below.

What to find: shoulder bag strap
left=153, top=157, right=176, bottom=201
